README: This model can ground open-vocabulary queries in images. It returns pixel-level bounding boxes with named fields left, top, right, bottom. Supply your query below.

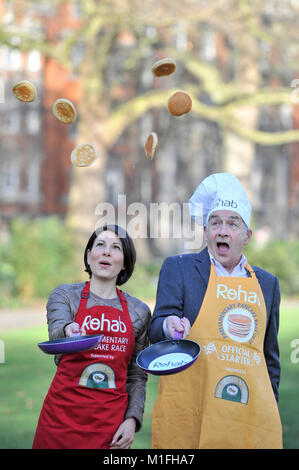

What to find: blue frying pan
left=137, top=331, right=200, bottom=376
left=38, top=334, right=103, bottom=355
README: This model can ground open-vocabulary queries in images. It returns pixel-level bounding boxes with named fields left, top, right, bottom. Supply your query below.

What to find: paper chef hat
left=189, top=172, right=252, bottom=227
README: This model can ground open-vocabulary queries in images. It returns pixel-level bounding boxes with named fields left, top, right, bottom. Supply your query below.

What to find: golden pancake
left=70, top=143, right=98, bottom=167
left=152, top=58, right=176, bottom=77
left=145, top=132, right=158, bottom=160
left=12, top=80, right=37, bottom=102
left=168, top=91, right=192, bottom=116
left=53, top=98, right=77, bottom=124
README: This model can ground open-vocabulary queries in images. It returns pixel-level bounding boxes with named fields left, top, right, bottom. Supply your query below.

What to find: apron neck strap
left=116, top=287, right=129, bottom=315
left=244, top=262, right=255, bottom=277
left=210, top=261, right=256, bottom=278
left=79, top=281, right=91, bottom=309
left=79, top=281, right=128, bottom=313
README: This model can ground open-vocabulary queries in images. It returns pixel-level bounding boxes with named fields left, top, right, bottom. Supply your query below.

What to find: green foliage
left=0, top=217, right=79, bottom=306
left=1, top=217, right=298, bottom=306
left=244, top=239, right=299, bottom=297
left=125, top=262, right=160, bottom=301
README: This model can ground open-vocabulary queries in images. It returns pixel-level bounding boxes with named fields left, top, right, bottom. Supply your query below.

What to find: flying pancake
left=152, top=58, right=176, bottom=77
left=12, top=80, right=37, bottom=102
left=168, top=91, right=192, bottom=117
left=71, top=143, right=98, bottom=167
left=145, top=132, right=158, bottom=160
left=53, top=98, right=77, bottom=124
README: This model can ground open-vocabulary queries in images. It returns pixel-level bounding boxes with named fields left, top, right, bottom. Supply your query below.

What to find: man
left=149, top=173, right=282, bottom=449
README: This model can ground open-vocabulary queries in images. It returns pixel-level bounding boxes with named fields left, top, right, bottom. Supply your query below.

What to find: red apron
left=33, top=281, right=135, bottom=449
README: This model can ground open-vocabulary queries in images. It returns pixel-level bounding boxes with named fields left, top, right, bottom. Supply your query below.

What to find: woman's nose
left=102, top=245, right=111, bottom=255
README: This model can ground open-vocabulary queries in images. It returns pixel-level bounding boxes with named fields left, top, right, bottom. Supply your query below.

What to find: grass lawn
left=0, top=302, right=298, bottom=449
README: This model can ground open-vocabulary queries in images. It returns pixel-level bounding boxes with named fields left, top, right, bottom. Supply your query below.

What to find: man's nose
left=218, top=223, right=228, bottom=235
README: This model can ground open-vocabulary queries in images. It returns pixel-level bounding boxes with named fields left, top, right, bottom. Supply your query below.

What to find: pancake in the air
left=12, top=80, right=37, bottom=102
left=53, top=98, right=77, bottom=124
left=145, top=132, right=158, bottom=160
left=152, top=58, right=176, bottom=77
left=168, top=91, right=192, bottom=116
left=71, top=143, right=98, bottom=167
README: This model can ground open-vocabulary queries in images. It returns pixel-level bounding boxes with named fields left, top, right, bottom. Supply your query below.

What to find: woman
left=33, top=225, right=151, bottom=449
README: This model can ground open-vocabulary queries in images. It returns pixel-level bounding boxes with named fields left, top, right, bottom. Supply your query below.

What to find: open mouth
left=216, top=242, right=230, bottom=255
left=99, top=260, right=112, bottom=267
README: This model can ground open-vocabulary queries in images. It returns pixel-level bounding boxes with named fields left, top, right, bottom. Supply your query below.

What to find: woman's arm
left=125, top=302, right=151, bottom=431
left=46, top=285, right=76, bottom=340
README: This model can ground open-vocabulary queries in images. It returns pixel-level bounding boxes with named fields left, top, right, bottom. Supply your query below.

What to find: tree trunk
left=222, top=35, right=260, bottom=197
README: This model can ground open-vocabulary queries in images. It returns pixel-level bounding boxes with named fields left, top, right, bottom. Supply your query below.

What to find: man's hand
left=165, top=315, right=191, bottom=339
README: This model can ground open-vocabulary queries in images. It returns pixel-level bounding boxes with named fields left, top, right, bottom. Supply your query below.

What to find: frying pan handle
left=173, top=330, right=183, bottom=339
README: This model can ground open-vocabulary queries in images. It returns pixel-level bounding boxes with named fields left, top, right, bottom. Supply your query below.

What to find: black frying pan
left=137, top=331, right=200, bottom=376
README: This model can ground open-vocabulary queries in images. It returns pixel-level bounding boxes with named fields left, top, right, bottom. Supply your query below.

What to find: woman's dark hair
left=83, top=225, right=136, bottom=286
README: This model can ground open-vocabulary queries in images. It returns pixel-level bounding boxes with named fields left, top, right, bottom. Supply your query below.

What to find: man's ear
left=244, top=229, right=253, bottom=246
left=203, top=225, right=208, bottom=243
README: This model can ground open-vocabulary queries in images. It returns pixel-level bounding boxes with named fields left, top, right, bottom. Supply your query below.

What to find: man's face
left=204, top=210, right=252, bottom=273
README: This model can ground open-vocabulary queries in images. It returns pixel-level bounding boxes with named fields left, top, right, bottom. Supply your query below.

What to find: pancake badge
left=79, top=363, right=116, bottom=389
left=215, top=375, right=249, bottom=404
left=218, top=306, right=257, bottom=344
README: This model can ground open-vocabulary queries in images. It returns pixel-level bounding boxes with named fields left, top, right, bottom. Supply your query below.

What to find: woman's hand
left=166, top=315, right=191, bottom=339
left=64, top=322, right=85, bottom=337
left=110, top=418, right=136, bottom=449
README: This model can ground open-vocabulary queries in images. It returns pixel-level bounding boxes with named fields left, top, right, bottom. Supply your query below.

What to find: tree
left=1, top=0, right=299, bottom=253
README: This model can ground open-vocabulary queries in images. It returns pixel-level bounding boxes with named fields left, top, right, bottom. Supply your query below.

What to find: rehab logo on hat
left=210, top=198, right=238, bottom=211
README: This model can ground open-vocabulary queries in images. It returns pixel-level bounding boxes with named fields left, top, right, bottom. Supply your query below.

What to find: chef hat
left=189, top=172, right=252, bottom=228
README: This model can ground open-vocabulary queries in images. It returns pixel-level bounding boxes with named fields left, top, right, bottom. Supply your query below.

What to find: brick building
left=0, top=2, right=81, bottom=234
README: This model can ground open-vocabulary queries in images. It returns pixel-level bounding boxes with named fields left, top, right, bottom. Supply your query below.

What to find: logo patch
left=79, top=363, right=116, bottom=389
left=218, top=305, right=258, bottom=344
left=215, top=375, right=249, bottom=404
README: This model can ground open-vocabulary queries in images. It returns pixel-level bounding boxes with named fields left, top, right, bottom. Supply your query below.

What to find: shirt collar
left=208, top=250, right=248, bottom=276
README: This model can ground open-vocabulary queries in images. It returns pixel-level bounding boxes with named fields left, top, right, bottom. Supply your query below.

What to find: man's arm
left=149, top=256, right=184, bottom=343
left=263, top=275, right=281, bottom=403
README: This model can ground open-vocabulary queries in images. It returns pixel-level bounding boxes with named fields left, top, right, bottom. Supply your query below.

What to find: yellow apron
left=152, top=264, right=282, bottom=449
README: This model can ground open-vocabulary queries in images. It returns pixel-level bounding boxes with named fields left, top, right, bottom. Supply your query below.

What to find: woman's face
left=87, top=230, right=124, bottom=283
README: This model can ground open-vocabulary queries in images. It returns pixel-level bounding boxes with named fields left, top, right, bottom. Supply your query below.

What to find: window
left=26, top=110, right=40, bottom=134
left=27, top=50, right=41, bottom=73
left=0, top=159, right=20, bottom=197
left=2, top=110, right=21, bottom=134
left=1, top=45, right=22, bottom=71
left=27, top=157, right=40, bottom=196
